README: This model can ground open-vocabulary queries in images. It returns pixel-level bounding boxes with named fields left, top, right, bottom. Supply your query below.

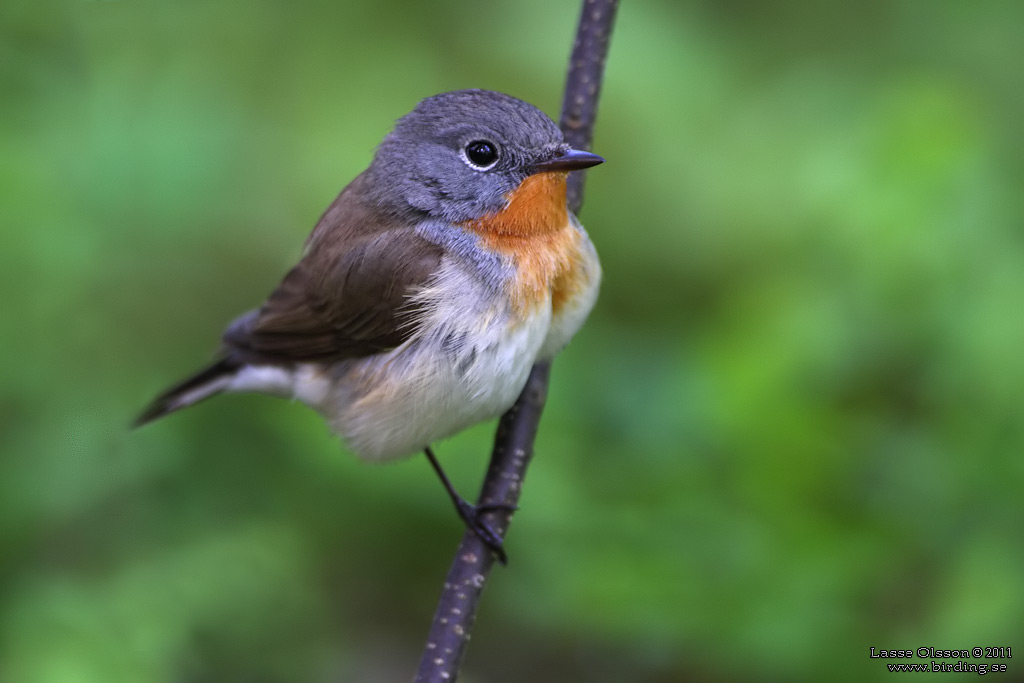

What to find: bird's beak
left=533, top=147, right=605, bottom=173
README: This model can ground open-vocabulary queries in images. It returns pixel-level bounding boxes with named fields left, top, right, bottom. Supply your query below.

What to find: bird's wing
left=223, top=174, right=444, bottom=362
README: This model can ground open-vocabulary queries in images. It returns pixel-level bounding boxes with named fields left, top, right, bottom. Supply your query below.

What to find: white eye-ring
left=462, top=140, right=500, bottom=170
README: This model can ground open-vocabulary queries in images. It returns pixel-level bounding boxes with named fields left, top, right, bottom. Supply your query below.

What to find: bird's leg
left=423, top=446, right=517, bottom=565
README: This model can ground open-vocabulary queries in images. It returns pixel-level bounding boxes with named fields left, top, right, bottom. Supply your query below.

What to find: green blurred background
left=3, top=1, right=1022, bottom=681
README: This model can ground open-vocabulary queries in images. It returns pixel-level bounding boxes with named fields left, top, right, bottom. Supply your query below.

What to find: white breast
left=308, top=258, right=551, bottom=461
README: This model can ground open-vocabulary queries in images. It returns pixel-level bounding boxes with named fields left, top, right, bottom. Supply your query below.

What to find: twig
left=414, top=1, right=619, bottom=681
left=560, top=0, right=618, bottom=215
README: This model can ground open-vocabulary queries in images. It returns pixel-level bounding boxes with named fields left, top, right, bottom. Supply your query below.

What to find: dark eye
left=463, top=140, right=499, bottom=170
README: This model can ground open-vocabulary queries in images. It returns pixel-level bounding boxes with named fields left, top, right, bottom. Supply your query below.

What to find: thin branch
left=414, top=1, right=619, bottom=681
left=560, top=0, right=618, bottom=215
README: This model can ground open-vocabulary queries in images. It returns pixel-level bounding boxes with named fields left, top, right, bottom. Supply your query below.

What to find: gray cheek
left=404, top=180, right=441, bottom=214
left=435, top=167, right=516, bottom=219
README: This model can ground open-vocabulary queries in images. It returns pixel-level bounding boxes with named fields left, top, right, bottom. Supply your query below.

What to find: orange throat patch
left=463, top=171, right=585, bottom=317
left=465, top=171, right=569, bottom=237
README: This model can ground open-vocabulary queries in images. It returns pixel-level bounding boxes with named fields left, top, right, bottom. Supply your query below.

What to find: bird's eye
left=463, top=140, right=500, bottom=170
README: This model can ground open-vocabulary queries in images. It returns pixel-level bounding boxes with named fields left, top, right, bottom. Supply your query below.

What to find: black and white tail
left=134, top=358, right=239, bottom=427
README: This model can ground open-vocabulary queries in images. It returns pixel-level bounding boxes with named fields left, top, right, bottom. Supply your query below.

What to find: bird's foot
left=452, top=498, right=518, bottom=565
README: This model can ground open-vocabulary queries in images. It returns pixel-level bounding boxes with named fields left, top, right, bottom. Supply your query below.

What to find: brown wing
left=223, top=173, right=443, bottom=362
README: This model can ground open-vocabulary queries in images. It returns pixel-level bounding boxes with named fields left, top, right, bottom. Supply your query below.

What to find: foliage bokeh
left=2, top=2, right=1022, bottom=681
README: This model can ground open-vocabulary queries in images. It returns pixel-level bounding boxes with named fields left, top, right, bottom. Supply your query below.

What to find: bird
left=135, top=89, right=603, bottom=562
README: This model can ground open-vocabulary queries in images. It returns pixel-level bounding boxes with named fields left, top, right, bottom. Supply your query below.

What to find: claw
left=453, top=498, right=511, bottom=565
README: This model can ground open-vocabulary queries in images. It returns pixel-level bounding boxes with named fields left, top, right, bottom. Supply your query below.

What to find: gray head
left=365, top=90, right=603, bottom=223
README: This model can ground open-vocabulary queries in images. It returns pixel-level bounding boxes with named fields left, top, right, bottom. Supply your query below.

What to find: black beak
left=533, top=147, right=605, bottom=172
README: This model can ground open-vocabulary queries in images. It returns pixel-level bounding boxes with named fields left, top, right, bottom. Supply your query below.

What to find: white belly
left=314, top=259, right=550, bottom=461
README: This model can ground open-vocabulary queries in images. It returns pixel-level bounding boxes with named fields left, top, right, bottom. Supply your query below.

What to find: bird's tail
left=134, top=358, right=238, bottom=427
